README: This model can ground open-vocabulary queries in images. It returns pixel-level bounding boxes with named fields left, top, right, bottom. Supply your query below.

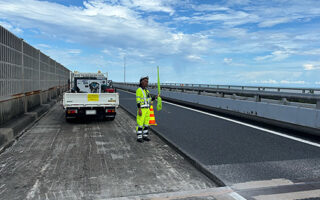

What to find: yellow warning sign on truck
left=88, top=94, right=99, bottom=101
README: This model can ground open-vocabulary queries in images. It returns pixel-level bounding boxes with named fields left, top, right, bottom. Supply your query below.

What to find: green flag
left=157, top=66, right=162, bottom=111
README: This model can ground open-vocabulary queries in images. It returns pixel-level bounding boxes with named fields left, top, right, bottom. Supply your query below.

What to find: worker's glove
left=157, top=96, right=162, bottom=111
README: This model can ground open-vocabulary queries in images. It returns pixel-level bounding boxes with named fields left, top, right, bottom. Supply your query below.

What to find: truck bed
left=63, top=92, right=119, bottom=107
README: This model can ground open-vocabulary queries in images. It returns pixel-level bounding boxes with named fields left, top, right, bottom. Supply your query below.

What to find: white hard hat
left=139, top=76, right=149, bottom=82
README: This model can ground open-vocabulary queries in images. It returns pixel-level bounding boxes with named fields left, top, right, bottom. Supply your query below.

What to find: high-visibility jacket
left=136, top=87, right=152, bottom=108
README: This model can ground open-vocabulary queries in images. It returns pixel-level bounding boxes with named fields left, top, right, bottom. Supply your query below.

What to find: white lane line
left=163, top=100, right=320, bottom=148
left=231, top=179, right=294, bottom=190
left=254, top=189, right=320, bottom=200
left=229, top=192, right=247, bottom=200
left=119, top=89, right=320, bottom=148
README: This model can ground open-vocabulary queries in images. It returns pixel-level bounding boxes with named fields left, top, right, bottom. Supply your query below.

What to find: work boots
left=137, top=134, right=143, bottom=143
left=143, top=136, right=150, bottom=141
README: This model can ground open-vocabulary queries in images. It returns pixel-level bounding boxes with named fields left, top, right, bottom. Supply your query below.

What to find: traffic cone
left=149, top=105, right=157, bottom=126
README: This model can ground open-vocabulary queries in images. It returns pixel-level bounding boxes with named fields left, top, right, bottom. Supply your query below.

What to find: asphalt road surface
left=118, top=89, right=320, bottom=199
left=0, top=102, right=219, bottom=200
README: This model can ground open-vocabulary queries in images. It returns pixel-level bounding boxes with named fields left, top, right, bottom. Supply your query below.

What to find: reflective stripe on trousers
left=143, top=126, right=149, bottom=136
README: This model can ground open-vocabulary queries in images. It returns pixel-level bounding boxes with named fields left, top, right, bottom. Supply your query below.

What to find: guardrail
left=114, top=82, right=320, bottom=109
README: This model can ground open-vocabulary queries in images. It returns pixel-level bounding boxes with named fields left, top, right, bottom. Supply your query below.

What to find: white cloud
left=259, top=17, right=292, bottom=27
left=304, top=64, right=314, bottom=70
left=226, top=0, right=251, bottom=6
left=0, top=21, right=23, bottom=34
left=260, top=79, right=278, bottom=84
left=35, top=44, right=51, bottom=49
left=68, top=49, right=81, bottom=54
left=316, top=82, right=320, bottom=85
left=102, top=49, right=111, bottom=55
left=254, top=55, right=273, bottom=61
left=0, top=0, right=211, bottom=65
left=223, top=58, right=232, bottom=64
left=172, top=33, right=184, bottom=40
left=121, top=0, right=175, bottom=15
left=279, top=80, right=305, bottom=84
left=255, top=50, right=293, bottom=61
left=303, top=64, right=320, bottom=70
left=186, top=54, right=202, bottom=61
left=192, top=4, right=229, bottom=12
left=189, top=10, right=260, bottom=26
left=175, top=1, right=320, bottom=29
left=301, top=49, right=320, bottom=55
left=251, top=79, right=306, bottom=85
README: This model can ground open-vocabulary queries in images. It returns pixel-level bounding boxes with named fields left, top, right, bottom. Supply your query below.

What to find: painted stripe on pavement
left=119, top=89, right=320, bottom=148
left=163, top=100, right=320, bottom=148
left=229, top=192, right=247, bottom=200
left=254, top=189, right=320, bottom=200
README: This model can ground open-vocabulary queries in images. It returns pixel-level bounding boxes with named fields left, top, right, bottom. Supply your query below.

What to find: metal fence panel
left=0, top=25, right=70, bottom=98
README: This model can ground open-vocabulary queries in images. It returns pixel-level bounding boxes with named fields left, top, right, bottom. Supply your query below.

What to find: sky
left=0, top=0, right=320, bottom=87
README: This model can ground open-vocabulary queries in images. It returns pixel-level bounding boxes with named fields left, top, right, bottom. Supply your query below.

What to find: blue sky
left=0, top=0, right=320, bottom=87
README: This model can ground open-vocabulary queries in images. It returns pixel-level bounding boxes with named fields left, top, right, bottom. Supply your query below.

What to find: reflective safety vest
left=136, top=87, right=152, bottom=108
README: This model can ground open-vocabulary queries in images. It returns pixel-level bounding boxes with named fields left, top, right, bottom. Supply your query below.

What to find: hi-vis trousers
left=136, top=108, right=150, bottom=139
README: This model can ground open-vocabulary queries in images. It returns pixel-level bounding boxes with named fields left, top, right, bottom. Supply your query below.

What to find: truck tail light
left=105, top=88, right=115, bottom=93
left=106, top=109, right=115, bottom=113
left=67, top=109, right=78, bottom=114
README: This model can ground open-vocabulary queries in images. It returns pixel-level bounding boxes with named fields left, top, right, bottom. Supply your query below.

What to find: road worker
left=136, top=76, right=158, bottom=142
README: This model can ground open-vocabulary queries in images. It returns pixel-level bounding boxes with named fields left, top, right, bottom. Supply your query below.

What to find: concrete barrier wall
left=27, top=94, right=41, bottom=112
left=116, top=85, right=320, bottom=133
left=41, top=91, right=50, bottom=104
left=0, top=97, right=25, bottom=125
left=0, top=86, right=68, bottom=125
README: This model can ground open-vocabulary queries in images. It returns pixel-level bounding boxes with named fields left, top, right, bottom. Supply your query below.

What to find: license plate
left=86, top=110, right=96, bottom=115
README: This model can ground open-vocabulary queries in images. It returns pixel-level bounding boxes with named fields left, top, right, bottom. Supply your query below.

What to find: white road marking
left=254, top=189, right=320, bottom=200
left=40, top=163, right=50, bottom=173
left=26, top=179, right=40, bottom=200
left=232, top=179, right=294, bottom=190
left=163, top=100, right=320, bottom=148
left=119, top=89, right=320, bottom=147
left=229, top=192, right=247, bottom=200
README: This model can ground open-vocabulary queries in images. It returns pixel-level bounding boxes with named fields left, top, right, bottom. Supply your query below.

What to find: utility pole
left=123, top=56, right=126, bottom=83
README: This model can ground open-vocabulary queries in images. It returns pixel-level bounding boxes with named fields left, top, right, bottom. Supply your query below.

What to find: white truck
left=63, top=71, right=119, bottom=121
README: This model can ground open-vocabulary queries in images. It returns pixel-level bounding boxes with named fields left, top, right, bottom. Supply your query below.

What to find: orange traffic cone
left=149, top=105, right=157, bottom=126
